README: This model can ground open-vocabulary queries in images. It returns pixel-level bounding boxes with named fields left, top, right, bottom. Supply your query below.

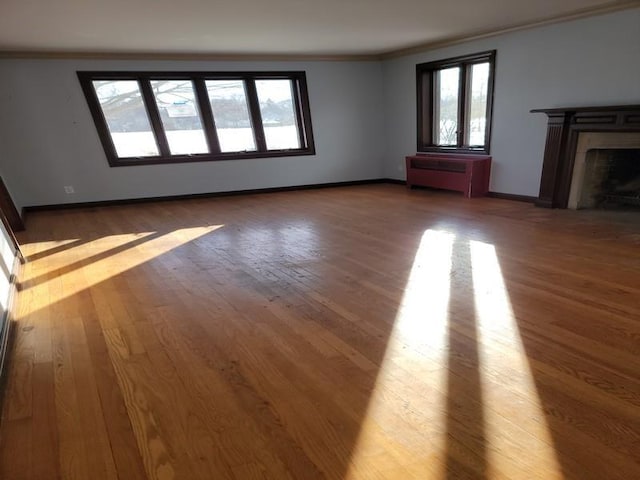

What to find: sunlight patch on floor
left=21, top=238, right=80, bottom=256
left=17, top=226, right=223, bottom=318
left=344, top=229, right=455, bottom=479
left=469, top=240, right=563, bottom=479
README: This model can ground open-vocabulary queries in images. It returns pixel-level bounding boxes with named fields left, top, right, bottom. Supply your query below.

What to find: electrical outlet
left=64, top=185, right=75, bottom=194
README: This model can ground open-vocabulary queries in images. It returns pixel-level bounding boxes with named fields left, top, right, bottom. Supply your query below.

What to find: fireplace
left=571, top=148, right=640, bottom=209
left=532, top=105, right=640, bottom=208
left=567, top=133, right=640, bottom=209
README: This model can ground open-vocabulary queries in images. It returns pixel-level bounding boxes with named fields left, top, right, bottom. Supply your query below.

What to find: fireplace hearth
left=532, top=105, right=640, bottom=208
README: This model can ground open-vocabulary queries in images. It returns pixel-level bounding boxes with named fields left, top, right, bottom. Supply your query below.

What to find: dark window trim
left=78, top=71, right=316, bottom=167
left=416, top=50, right=496, bottom=155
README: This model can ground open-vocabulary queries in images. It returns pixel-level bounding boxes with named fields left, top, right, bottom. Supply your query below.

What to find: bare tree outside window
left=92, top=80, right=159, bottom=157
left=79, top=71, right=315, bottom=167
left=416, top=51, right=495, bottom=154
left=434, top=67, right=460, bottom=146
left=150, top=80, right=208, bottom=155
left=206, top=80, right=256, bottom=152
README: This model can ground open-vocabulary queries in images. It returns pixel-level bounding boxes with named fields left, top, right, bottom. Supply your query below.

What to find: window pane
left=205, top=80, right=256, bottom=153
left=435, top=67, right=460, bottom=146
left=92, top=80, right=159, bottom=158
left=150, top=80, right=208, bottom=155
left=466, top=63, right=490, bottom=147
left=256, top=79, right=300, bottom=150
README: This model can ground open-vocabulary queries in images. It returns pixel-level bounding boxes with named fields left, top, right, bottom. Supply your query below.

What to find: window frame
left=416, top=50, right=496, bottom=155
left=78, top=71, right=315, bottom=167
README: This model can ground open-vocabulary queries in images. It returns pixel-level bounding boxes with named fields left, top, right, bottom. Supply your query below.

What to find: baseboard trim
left=382, top=178, right=407, bottom=185
left=487, top=192, right=537, bottom=203
left=23, top=179, right=407, bottom=213
left=21, top=181, right=540, bottom=213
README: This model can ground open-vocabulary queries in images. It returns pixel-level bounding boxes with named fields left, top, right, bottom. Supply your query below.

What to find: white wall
left=0, top=59, right=384, bottom=210
left=382, top=8, right=640, bottom=196
left=0, top=9, right=638, bottom=208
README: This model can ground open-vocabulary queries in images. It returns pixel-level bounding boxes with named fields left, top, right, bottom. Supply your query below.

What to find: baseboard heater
left=405, top=153, right=491, bottom=198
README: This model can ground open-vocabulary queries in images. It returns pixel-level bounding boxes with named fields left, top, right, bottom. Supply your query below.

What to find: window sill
left=107, top=148, right=316, bottom=167
left=417, top=146, right=490, bottom=155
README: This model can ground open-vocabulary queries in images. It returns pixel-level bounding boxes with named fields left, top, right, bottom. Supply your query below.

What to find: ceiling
left=0, top=0, right=636, bottom=58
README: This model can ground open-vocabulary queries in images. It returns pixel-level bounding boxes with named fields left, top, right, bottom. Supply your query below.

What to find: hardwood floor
left=1, top=184, right=639, bottom=479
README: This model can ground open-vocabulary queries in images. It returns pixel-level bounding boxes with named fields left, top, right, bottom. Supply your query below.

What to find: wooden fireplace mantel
left=532, top=105, right=640, bottom=208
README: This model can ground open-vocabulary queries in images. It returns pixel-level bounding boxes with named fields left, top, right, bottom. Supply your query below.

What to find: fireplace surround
left=531, top=105, right=640, bottom=208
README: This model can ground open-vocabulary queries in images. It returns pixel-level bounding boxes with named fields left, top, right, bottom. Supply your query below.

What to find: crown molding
left=380, top=0, right=640, bottom=59
left=0, top=50, right=379, bottom=62
left=0, top=1, right=637, bottom=62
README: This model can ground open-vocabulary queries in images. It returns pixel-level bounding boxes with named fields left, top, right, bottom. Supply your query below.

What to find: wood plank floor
left=1, top=184, right=639, bottom=479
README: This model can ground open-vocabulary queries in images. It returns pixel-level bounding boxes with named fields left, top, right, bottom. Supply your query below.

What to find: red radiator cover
left=405, top=154, right=491, bottom=198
